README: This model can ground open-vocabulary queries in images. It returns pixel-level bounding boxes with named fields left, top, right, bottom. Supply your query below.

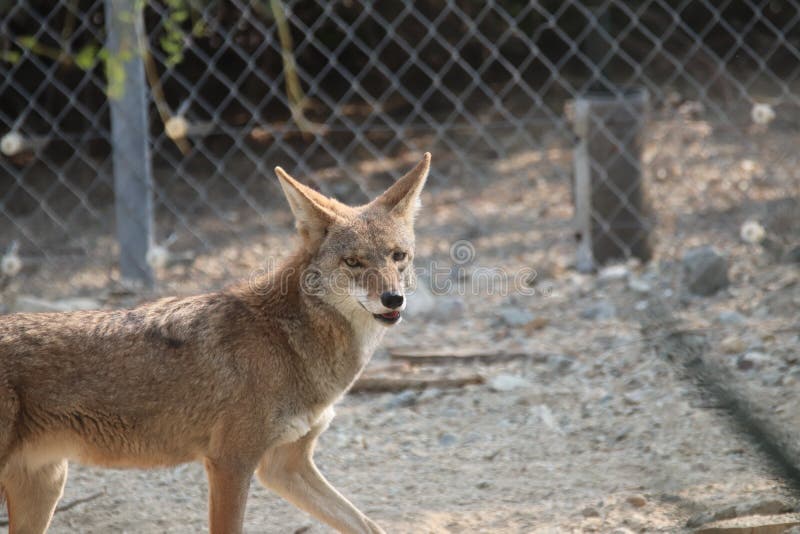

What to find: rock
left=737, top=351, right=770, bottom=371
left=683, top=246, right=729, bottom=296
left=523, top=316, right=550, bottom=333
left=385, top=390, right=417, bottom=409
left=580, top=300, right=616, bottom=320
left=13, top=295, right=102, bottom=313
left=581, top=506, right=601, bottom=518
left=532, top=404, right=562, bottom=433
left=438, top=433, right=457, bottom=447
left=627, top=277, right=652, bottom=293
left=721, top=336, right=747, bottom=355
left=783, top=245, right=800, bottom=264
left=487, top=374, right=531, bottom=392
left=496, top=307, right=536, bottom=327
left=548, top=354, right=576, bottom=374
left=582, top=517, right=603, bottom=531
left=717, top=310, right=746, bottom=325
left=623, top=390, right=647, bottom=406
left=475, top=481, right=491, bottom=490
left=597, top=264, right=629, bottom=283
left=418, top=387, right=441, bottom=402
left=627, top=494, right=647, bottom=508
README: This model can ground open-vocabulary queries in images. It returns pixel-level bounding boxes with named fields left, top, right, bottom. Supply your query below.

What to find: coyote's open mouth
left=373, top=310, right=401, bottom=325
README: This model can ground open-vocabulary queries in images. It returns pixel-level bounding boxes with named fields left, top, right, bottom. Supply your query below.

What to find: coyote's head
left=275, top=153, right=430, bottom=327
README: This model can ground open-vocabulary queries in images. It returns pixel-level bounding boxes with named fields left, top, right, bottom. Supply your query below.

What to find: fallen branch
left=361, top=362, right=411, bottom=376
left=350, top=374, right=484, bottom=393
left=0, top=491, right=104, bottom=526
left=389, top=348, right=538, bottom=366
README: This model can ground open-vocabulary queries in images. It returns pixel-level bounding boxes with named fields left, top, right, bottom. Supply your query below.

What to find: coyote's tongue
left=380, top=311, right=400, bottom=319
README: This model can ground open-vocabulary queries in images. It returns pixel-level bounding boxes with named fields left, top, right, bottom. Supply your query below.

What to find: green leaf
left=0, top=50, right=21, bottom=64
left=17, top=36, right=37, bottom=49
left=104, top=53, right=127, bottom=100
left=75, top=44, right=99, bottom=70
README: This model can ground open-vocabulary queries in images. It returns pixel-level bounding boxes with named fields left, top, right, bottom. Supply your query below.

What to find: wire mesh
left=0, top=0, right=798, bottom=294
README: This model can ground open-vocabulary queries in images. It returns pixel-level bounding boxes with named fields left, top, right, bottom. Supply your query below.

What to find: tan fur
left=0, top=153, right=431, bottom=534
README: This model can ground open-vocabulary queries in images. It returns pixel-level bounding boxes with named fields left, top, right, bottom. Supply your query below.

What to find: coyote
left=0, top=153, right=431, bottom=534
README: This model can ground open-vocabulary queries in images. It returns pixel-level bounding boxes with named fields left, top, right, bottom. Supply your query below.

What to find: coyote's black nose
left=380, top=291, right=404, bottom=309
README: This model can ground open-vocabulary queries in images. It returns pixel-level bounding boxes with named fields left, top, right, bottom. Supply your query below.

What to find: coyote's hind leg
left=0, top=383, right=19, bottom=477
left=0, top=384, right=67, bottom=534
left=3, top=460, right=68, bottom=534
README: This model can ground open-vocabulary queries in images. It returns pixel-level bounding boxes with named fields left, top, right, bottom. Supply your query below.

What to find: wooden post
left=105, top=0, right=154, bottom=288
left=573, top=88, right=651, bottom=272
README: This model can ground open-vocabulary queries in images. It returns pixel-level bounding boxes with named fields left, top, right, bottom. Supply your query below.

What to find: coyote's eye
left=343, top=257, right=363, bottom=268
left=392, top=251, right=407, bottom=262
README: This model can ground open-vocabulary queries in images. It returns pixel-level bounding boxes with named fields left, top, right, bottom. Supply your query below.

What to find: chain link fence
left=2, top=2, right=800, bottom=528
left=0, top=0, right=798, bottom=296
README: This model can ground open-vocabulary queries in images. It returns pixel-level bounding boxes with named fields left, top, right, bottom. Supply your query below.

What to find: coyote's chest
left=350, top=316, right=385, bottom=369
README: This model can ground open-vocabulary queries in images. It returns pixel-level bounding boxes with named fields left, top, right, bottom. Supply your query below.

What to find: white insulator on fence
left=1, top=131, right=25, bottom=157
left=146, top=243, right=170, bottom=270
left=1, top=241, right=22, bottom=277
left=164, top=115, right=215, bottom=140
left=751, top=103, right=775, bottom=125
left=165, top=115, right=190, bottom=140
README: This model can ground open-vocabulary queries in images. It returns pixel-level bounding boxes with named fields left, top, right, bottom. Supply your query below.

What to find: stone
left=597, top=264, right=629, bottom=283
left=737, top=351, right=770, bottom=371
left=623, top=390, right=647, bottom=406
left=496, top=307, right=536, bottom=327
left=783, top=245, right=800, bottom=264
left=487, top=374, right=531, bottom=392
left=721, top=336, right=747, bottom=355
left=418, top=387, right=442, bottom=402
left=580, top=300, right=616, bottom=320
left=581, top=507, right=601, bottom=518
left=717, top=310, right=746, bottom=325
left=683, top=246, right=729, bottom=296
left=385, top=390, right=418, bottom=409
left=628, top=277, right=652, bottom=293
left=627, top=494, right=647, bottom=508
left=438, top=433, right=457, bottom=446
left=548, top=354, right=577, bottom=374
left=532, top=404, right=561, bottom=433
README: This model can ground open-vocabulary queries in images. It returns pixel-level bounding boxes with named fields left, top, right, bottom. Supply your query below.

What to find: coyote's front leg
left=204, top=457, right=257, bottom=534
left=257, top=414, right=384, bottom=534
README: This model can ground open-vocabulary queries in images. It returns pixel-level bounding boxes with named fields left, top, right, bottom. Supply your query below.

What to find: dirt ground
left=3, top=110, right=800, bottom=533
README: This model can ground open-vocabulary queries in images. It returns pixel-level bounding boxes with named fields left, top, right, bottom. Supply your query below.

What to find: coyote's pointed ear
left=275, top=167, right=339, bottom=247
left=372, top=152, right=431, bottom=224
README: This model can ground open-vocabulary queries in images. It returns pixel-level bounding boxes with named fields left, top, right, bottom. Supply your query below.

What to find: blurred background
left=1, top=1, right=800, bottom=532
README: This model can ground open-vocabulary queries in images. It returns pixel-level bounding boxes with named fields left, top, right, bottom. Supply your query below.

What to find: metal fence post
left=105, top=0, right=154, bottom=288
left=573, top=89, right=652, bottom=272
